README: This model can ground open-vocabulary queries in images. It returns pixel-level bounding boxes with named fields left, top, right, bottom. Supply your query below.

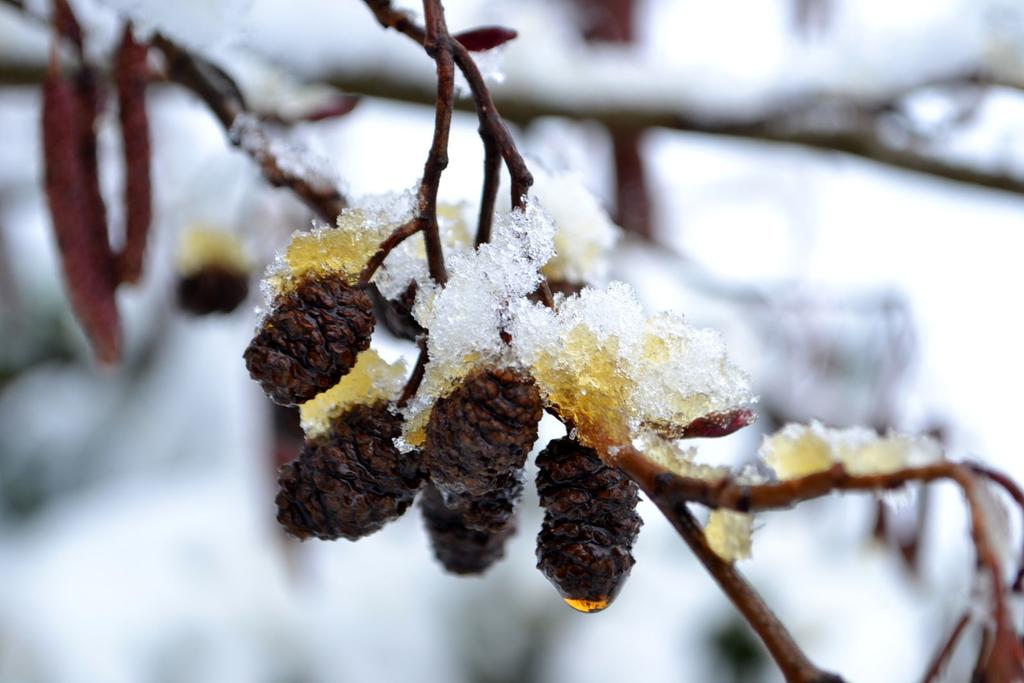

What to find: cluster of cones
left=245, top=272, right=643, bottom=612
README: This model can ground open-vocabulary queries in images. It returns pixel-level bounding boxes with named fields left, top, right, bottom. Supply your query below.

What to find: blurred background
left=2, top=0, right=1024, bottom=681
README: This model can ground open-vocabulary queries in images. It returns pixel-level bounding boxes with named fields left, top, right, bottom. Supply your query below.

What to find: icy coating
left=760, top=421, right=943, bottom=480
left=705, top=510, right=754, bottom=562
left=177, top=226, right=250, bottom=276
left=529, top=168, right=620, bottom=284
left=299, top=349, right=407, bottom=439
left=635, top=433, right=729, bottom=481
left=263, top=192, right=415, bottom=296
left=401, top=200, right=556, bottom=447
left=371, top=202, right=473, bottom=300
left=510, top=282, right=754, bottom=450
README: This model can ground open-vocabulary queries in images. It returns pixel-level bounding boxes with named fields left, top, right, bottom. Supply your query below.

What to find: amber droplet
left=563, top=598, right=610, bottom=614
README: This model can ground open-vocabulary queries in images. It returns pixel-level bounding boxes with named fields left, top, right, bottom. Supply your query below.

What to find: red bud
left=678, top=409, right=757, bottom=439
left=453, top=26, right=517, bottom=52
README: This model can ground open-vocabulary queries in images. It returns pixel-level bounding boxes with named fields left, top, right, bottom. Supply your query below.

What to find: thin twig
left=359, top=219, right=422, bottom=285
left=475, top=133, right=500, bottom=245
left=449, top=39, right=532, bottom=209
left=970, top=462, right=1024, bottom=591
left=398, top=340, right=428, bottom=407
left=416, top=0, right=453, bottom=285
left=363, top=1, right=533, bottom=214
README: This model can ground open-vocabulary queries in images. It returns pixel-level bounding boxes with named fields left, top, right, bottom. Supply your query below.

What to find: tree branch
left=613, top=445, right=1024, bottom=681
left=3, top=3, right=1024, bottom=196
left=306, top=66, right=1024, bottom=198
left=151, top=36, right=347, bottom=223
left=653, top=501, right=843, bottom=683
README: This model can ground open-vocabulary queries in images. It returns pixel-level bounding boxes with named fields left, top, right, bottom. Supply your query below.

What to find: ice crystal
left=299, top=349, right=407, bottom=439
left=760, top=421, right=943, bottom=480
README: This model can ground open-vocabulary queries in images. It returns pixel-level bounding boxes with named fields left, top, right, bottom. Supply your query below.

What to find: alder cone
left=423, top=367, right=542, bottom=503
left=276, top=403, right=422, bottom=541
left=420, top=484, right=516, bottom=575
left=244, top=274, right=374, bottom=405
left=535, top=437, right=643, bottom=610
left=178, top=265, right=249, bottom=315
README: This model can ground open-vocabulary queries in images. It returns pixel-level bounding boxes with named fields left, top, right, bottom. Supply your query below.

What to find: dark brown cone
left=244, top=273, right=375, bottom=405
left=370, top=281, right=423, bottom=341
left=275, top=403, right=422, bottom=541
left=421, top=484, right=516, bottom=575
left=177, top=264, right=249, bottom=315
left=423, top=367, right=542, bottom=505
left=536, top=437, right=642, bottom=611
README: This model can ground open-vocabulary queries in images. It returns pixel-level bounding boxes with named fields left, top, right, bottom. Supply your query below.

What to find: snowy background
left=2, top=0, right=1024, bottom=681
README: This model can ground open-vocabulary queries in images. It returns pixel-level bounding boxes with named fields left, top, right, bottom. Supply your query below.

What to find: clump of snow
left=371, top=202, right=473, bottom=301
left=299, top=349, right=407, bottom=439
left=510, top=281, right=754, bottom=450
left=401, top=200, right=556, bottom=446
left=260, top=190, right=415, bottom=300
left=760, top=421, right=943, bottom=480
left=530, top=167, right=620, bottom=284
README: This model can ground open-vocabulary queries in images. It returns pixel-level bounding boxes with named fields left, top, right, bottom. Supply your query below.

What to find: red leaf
left=453, top=26, right=518, bottom=52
